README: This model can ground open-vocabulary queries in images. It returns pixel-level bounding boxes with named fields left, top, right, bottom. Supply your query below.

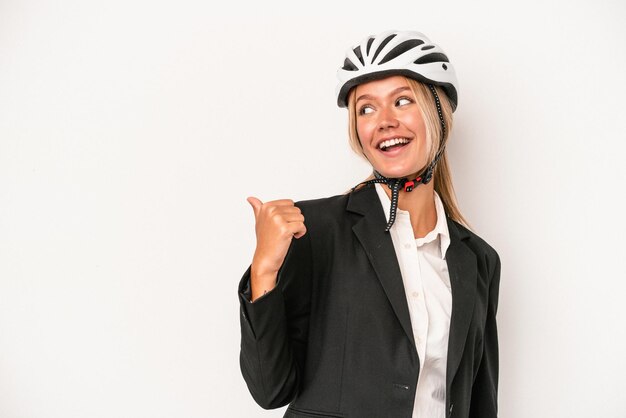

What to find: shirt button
left=412, top=291, right=419, bottom=298
left=404, top=243, right=412, bottom=249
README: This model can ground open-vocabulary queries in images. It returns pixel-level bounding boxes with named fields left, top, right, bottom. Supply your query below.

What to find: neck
left=381, top=180, right=437, bottom=238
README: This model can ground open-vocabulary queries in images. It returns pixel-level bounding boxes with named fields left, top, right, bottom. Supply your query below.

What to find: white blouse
left=374, top=183, right=452, bottom=418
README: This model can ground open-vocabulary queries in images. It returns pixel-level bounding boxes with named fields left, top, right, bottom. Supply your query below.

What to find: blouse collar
left=374, top=183, right=451, bottom=259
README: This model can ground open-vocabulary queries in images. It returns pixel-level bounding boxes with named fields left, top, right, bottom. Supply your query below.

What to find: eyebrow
left=356, top=86, right=411, bottom=104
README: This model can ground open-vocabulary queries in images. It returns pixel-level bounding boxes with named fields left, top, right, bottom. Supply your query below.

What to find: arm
left=238, top=205, right=313, bottom=409
left=469, top=252, right=501, bottom=418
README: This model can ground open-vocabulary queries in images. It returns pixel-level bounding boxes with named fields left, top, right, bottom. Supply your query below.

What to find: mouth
left=377, top=137, right=411, bottom=152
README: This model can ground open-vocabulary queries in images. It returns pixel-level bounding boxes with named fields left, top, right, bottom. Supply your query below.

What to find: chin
left=374, top=165, right=420, bottom=180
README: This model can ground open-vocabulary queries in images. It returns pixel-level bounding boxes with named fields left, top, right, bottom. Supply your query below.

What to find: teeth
left=379, top=137, right=409, bottom=150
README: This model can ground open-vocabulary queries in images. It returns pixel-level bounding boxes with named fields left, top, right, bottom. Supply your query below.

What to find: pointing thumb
left=247, top=196, right=263, bottom=218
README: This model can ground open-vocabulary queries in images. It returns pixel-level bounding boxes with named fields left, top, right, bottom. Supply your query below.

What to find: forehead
left=354, top=75, right=411, bottom=97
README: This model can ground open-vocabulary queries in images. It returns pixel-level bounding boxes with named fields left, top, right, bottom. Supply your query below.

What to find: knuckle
left=266, top=204, right=275, bottom=213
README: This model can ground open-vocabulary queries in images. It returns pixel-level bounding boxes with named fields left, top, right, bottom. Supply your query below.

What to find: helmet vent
left=371, top=34, right=397, bottom=63
left=421, top=45, right=435, bottom=50
left=366, top=37, right=375, bottom=55
left=342, top=58, right=358, bottom=71
left=379, top=39, right=425, bottom=65
left=414, top=52, right=449, bottom=65
left=353, top=46, right=365, bottom=65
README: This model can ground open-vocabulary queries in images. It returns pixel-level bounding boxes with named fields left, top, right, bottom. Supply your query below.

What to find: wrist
left=250, top=264, right=277, bottom=302
left=251, top=258, right=279, bottom=281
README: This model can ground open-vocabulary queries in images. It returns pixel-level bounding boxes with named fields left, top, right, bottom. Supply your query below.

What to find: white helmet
left=335, top=30, right=458, bottom=111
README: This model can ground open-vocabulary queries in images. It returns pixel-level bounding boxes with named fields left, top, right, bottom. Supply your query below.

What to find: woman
left=238, top=30, right=501, bottom=418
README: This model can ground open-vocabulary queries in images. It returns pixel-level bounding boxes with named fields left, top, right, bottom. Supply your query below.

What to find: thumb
left=246, top=196, right=263, bottom=218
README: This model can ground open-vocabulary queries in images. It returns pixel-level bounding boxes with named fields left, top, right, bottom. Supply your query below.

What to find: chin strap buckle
left=404, top=181, right=415, bottom=192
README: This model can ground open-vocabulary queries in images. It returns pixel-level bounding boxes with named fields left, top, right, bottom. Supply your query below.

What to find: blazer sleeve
left=469, top=251, right=501, bottom=418
left=237, top=223, right=313, bottom=410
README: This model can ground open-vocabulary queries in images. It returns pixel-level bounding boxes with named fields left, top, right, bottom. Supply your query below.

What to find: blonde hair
left=347, top=76, right=472, bottom=230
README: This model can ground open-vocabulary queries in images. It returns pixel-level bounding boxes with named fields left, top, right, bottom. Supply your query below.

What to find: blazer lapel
left=445, top=218, right=477, bottom=389
left=347, top=186, right=416, bottom=351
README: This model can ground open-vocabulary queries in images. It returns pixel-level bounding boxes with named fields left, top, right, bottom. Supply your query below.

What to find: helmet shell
left=336, top=30, right=458, bottom=111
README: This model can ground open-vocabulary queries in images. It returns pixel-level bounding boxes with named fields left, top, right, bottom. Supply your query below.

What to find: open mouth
left=378, top=137, right=411, bottom=152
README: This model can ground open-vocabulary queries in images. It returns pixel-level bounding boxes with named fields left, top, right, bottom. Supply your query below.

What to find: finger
left=271, top=206, right=302, bottom=216
left=288, top=222, right=307, bottom=239
left=247, top=196, right=263, bottom=218
left=267, top=199, right=295, bottom=206
left=281, top=213, right=305, bottom=223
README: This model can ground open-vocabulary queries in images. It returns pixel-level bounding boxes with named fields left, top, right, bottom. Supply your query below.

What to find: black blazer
left=238, top=184, right=501, bottom=418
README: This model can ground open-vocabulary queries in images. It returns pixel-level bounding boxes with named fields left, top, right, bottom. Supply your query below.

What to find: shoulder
left=292, top=192, right=360, bottom=240
left=295, top=192, right=349, bottom=207
left=294, top=192, right=351, bottom=219
left=449, top=217, right=501, bottom=277
left=453, top=219, right=499, bottom=257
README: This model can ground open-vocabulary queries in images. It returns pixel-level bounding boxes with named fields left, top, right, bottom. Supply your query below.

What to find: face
left=354, top=76, right=428, bottom=179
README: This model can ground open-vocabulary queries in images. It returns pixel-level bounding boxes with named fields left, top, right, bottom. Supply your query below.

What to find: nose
left=377, top=106, right=399, bottom=130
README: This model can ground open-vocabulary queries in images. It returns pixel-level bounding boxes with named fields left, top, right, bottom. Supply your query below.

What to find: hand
left=247, top=197, right=307, bottom=301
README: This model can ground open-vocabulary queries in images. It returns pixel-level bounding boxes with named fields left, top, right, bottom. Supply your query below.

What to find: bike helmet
left=336, top=30, right=458, bottom=111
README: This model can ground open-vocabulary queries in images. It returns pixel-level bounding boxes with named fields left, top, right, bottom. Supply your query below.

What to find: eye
left=396, top=96, right=413, bottom=107
left=358, top=105, right=374, bottom=115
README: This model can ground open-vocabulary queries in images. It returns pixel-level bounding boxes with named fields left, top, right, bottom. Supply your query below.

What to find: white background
left=1, top=0, right=625, bottom=417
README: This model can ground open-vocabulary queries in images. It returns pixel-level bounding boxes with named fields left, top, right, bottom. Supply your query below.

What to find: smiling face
left=354, top=75, right=429, bottom=179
